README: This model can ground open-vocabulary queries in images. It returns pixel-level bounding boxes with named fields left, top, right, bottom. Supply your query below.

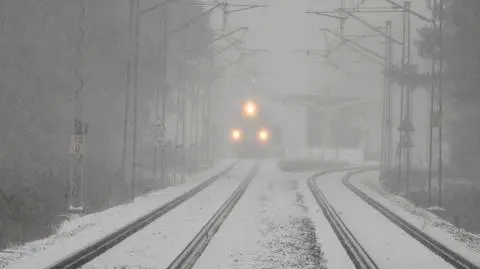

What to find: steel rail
left=308, top=168, right=379, bottom=269
left=343, top=169, right=480, bottom=269
left=167, top=163, right=260, bottom=269
left=45, top=161, right=239, bottom=269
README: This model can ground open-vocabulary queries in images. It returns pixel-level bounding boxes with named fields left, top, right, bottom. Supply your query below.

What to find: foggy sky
left=206, top=0, right=434, bottom=161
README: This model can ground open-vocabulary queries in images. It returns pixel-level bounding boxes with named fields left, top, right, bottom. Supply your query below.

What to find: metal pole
left=428, top=63, right=435, bottom=206
left=195, top=88, right=202, bottom=168
left=153, top=86, right=161, bottom=181
left=181, top=84, right=187, bottom=181
left=189, top=85, right=196, bottom=173
left=397, top=2, right=407, bottom=190
left=160, top=88, right=167, bottom=183
left=428, top=1, right=437, bottom=206
left=67, top=0, right=87, bottom=213
left=438, top=0, right=444, bottom=207
left=386, top=21, right=394, bottom=170
left=380, top=21, right=389, bottom=179
left=205, top=84, right=212, bottom=165
left=131, top=0, right=140, bottom=201
left=121, top=0, right=135, bottom=196
left=405, top=1, right=412, bottom=199
left=160, top=5, right=169, bottom=184
left=174, top=87, right=182, bottom=182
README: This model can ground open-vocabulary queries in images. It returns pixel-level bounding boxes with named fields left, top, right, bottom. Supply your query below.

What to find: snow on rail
left=1, top=159, right=236, bottom=269
left=316, top=170, right=455, bottom=269
left=351, top=171, right=480, bottom=267
left=194, top=161, right=328, bottom=269
left=82, top=160, right=256, bottom=269
left=167, top=163, right=259, bottom=269
left=308, top=171, right=378, bottom=269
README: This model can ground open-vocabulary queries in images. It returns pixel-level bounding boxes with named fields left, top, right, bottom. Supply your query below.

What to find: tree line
left=0, top=0, right=214, bottom=249
left=387, top=0, right=480, bottom=180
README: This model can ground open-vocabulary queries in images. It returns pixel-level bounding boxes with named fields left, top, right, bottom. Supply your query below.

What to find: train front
left=229, top=100, right=275, bottom=158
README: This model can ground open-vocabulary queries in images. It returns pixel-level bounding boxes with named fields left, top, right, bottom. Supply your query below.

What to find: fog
left=1, top=0, right=480, bottom=253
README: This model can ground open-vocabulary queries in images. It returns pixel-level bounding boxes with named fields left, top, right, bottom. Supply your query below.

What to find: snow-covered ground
left=193, top=160, right=328, bottom=269
left=83, top=160, right=255, bottom=269
left=299, top=173, right=356, bottom=269
left=352, top=171, right=480, bottom=267
left=1, top=158, right=237, bottom=269
left=316, top=171, right=456, bottom=269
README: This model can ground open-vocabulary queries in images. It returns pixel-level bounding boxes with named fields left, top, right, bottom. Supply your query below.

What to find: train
left=229, top=99, right=283, bottom=158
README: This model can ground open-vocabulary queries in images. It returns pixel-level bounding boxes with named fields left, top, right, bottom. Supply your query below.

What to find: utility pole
left=380, top=20, right=393, bottom=181
left=198, top=87, right=205, bottom=167
left=396, top=2, right=407, bottom=193
left=437, top=0, right=444, bottom=207
left=121, top=0, right=133, bottom=204
left=404, top=1, right=414, bottom=199
left=425, top=0, right=445, bottom=207
left=130, top=1, right=170, bottom=190
left=397, top=1, right=415, bottom=199
left=159, top=4, right=169, bottom=185
left=68, top=0, right=87, bottom=214
left=130, top=0, right=140, bottom=201
left=174, top=82, right=186, bottom=182
left=386, top=21, right=394, bottom=173
left=204, top=83, right=213, bottom=166
left=181, top=83, right=187, bottom=182
left=194, top=86, right=201, bottom=170
left=428, top=0, right=437, bottom=207
left=153, top=6, right=169, bottom=182
left=68, top=118, right=88, bottom=213
left=153, top=84, right=161, bottom=182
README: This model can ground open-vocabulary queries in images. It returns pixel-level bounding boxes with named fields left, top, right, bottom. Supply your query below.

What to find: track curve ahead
left=308, top=170, right=379, bottom=269
left=343, top=169, right=480, bottom=269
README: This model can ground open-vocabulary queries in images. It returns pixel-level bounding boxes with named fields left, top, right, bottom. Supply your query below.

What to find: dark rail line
left=343, top=169, right=480, bottom=269
left=167, top=163, right=260, bottom=269
left=308, top=169, right=379, bottom=269
left=45, top=161, right=239, bottom=269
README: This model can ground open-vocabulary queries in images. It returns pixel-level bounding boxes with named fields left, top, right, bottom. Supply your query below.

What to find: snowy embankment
left=193, top=160, right=328, bottom=269
left=83, top=160, right=255, bottom=269
left=352, top=171, right=480, bottom=267
left=316, top=171, right=455, bottom=269
left=0, top=159, right=236, bottom=269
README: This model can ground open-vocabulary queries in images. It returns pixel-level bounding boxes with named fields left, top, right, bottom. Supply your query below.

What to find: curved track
left=45, top=161, right=239, bottom=269
left=308, top=170, right=379, bottom=269
left=167, top=163, right=260, bottom=269
left=343, top=169, right=480, bottom=269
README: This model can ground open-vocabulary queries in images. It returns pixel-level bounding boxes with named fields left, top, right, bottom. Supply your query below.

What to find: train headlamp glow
left=243, top=101, right=257, bottom=117
left=231, top=129, right=242, bottom=141
left=258, top=129, right=269, bottom=142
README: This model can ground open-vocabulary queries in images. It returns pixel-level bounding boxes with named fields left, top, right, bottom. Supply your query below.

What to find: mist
left=1, top=0, right=480, bottom=256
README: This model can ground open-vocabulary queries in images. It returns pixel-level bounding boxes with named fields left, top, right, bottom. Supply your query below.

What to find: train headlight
left=243, top=101, right=257, bottom=118
left=258, top=128, right=269, bottom=142
left=231, top=128, right=242, bottom=141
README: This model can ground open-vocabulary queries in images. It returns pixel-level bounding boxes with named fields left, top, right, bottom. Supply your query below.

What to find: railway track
left=167, top=162, right=260, bottom=269
left=44, top=161, right=239, bottom=269
left=343, top=169, right=480, bottom=269
left=308, top=170, right=379, bottom=269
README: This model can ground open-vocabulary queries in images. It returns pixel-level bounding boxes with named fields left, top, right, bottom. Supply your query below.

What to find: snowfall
left=1, top=158, right=480, bottom=269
